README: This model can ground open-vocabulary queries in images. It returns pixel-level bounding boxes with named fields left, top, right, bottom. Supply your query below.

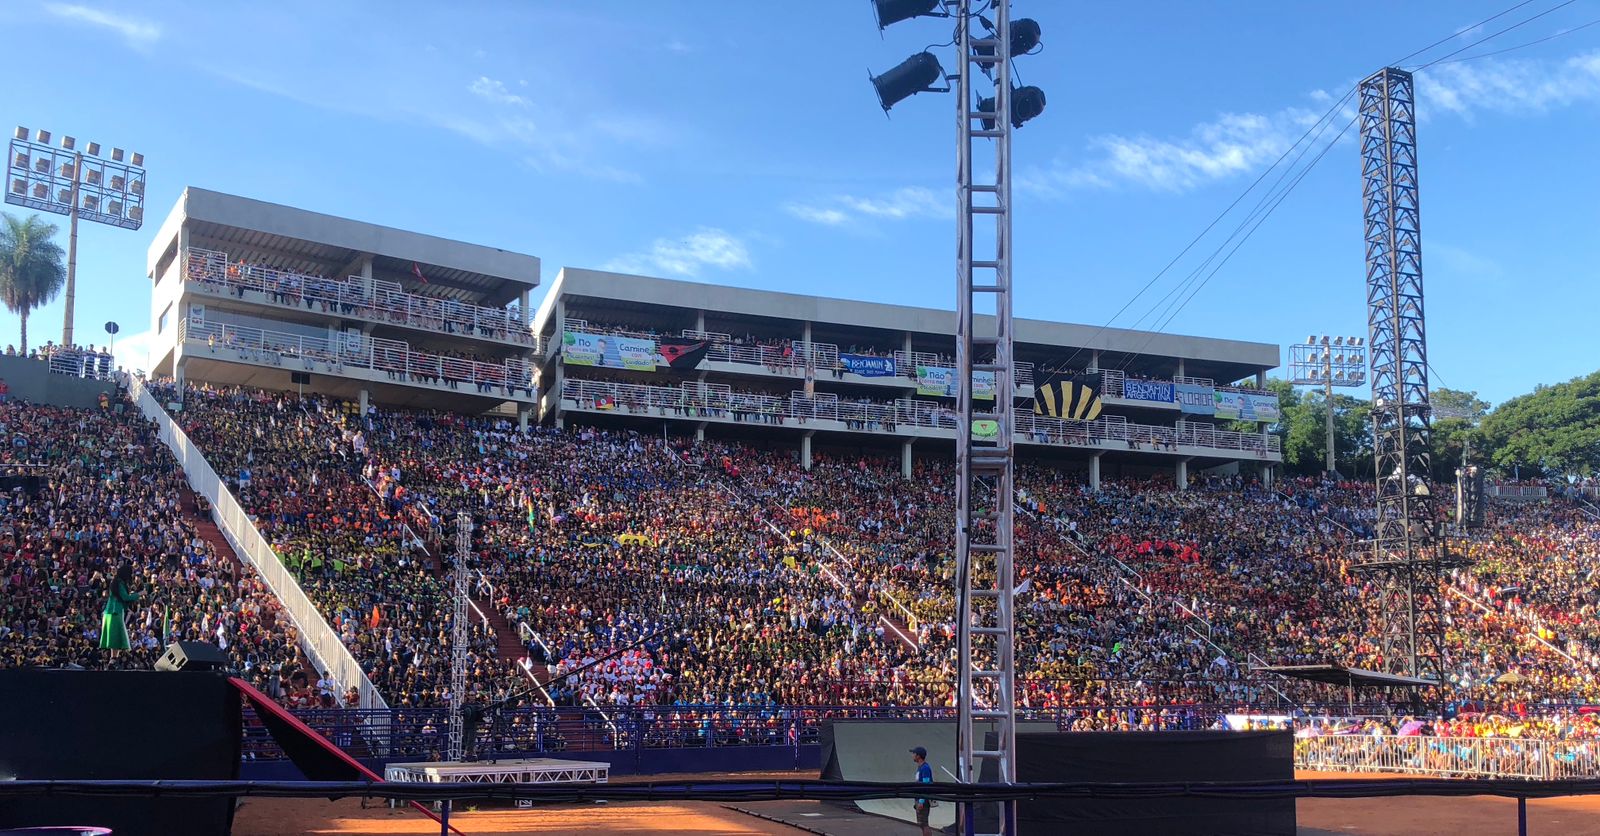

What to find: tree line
left=1259, top=373, right=1600, bottom=481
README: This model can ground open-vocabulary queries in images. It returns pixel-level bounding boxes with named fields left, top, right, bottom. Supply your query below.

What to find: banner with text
left=562, top=331, right=657, bottom=371
left=841, top=354, right=897, bottom=377
left=1214, top=390, right=1281, bottom=421
left=916, top=365, right=996, bottom=400
left=1176, top=383, right=1216, bottom=415
left=1122, top=379, right=1175, bottom=404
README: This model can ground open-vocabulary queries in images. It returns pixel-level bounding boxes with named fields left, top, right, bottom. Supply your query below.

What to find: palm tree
left=0, top=212, right=67, bottom=354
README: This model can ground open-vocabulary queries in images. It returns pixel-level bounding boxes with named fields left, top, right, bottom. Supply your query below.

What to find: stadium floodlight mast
left=870, top=3, right=1044, bottom=833
left=1287, top=335, right=1367, bottom=476
left=6, top=127, right=148, bottom=348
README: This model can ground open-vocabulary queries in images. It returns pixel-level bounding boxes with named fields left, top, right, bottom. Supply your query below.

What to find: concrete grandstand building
left=534, top=268, right=1284, bottom=487
left=144, top=187, right=541, bottom=424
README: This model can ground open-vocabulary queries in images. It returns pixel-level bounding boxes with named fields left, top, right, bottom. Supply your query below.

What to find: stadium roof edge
left=147, top=187, right=540, bottom=306
left=541, top=267, right=1279, bottom=370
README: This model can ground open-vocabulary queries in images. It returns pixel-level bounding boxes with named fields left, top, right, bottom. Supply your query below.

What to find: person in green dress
left=100, top=562, right=139, bottom=659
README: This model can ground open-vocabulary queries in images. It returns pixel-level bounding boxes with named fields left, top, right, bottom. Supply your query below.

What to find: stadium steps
left=178, top=483, right=241, bottom=574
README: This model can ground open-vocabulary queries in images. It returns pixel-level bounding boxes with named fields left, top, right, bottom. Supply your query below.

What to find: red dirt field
left=229, top=770, right=1600, bottom=835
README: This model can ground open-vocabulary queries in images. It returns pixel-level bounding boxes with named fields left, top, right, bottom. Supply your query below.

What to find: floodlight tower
left=1354, top=67, right=1460, bottom=681
left=6, top=128, right=148, bottom=347
left=448, top=511, right=472, bottom=762
left=1287, top=335, right=1367, bottom=475
left=870, top=3, right=1044, bottom=831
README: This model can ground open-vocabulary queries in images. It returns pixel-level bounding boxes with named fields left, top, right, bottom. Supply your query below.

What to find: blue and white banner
left=1122, top=379, right=1175, bottom=403
left=840, top=354, right=897, bottom=377
left=1245, top=392, right=1281, bottom=422
left=1176, top=383, right=1216, bottom=415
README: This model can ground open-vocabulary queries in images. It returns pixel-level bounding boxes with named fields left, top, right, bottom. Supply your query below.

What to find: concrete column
left=903, top=332, right=913, bottom=356
left=801, top=431, right=814, bottom=471
left=1260, top=463, right=1274, bottom=490
left=696, top=310, right=705, bottom=333
left=1176, top=358, right=1186, bottom=378
left=359, top=388, right=370, bottom=415
left=1089, top=452, right=1102, bottom=492
left=518, top=407, right=530, bottom=433
left=556, top=298, right=567, bottom=333
left=554, top=415, right=565, bottom=430
left=1088, top=350, right=1100, bottom=374
left=1176, top=457, right=1190, bottom=491
left=174, top=357, right=187, bottom=389
left=901, top=439, right=913, bottom=479
left=695, top=422, right=706, bottom=442
left=1256, top=370, right=1266, bottom=388
left=519, top=289, right=531, bottom=327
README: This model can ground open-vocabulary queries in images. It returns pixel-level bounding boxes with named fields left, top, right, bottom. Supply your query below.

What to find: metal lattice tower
left=953, top=0, right=1018, bottom=807
left=447, top=511, right=472, bottom=762
left=1355, top=67, right=1458, bottom=679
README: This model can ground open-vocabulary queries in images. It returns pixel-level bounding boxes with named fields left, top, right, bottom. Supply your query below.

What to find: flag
left=1034, top=377, right=1104, bottom=421
left=411, top=262, right=429, bottom=285
left=596, top=395, right=617, bottom=410
left=658, top=337, right=711, bottom=371
left=369, top=605, right=381, bottom=630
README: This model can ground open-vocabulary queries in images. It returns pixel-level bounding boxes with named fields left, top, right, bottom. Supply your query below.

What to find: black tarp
left=0, top=669, right=241, bottom=836
left=1009, top=731, right=1295, bottom=835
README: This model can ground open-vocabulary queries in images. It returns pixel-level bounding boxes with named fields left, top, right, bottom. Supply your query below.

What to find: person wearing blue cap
left=911, top=746, right=933, bottom=835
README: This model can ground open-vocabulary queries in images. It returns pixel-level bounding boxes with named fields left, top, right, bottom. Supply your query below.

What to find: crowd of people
left=6, top=377, right=1600, bottom=749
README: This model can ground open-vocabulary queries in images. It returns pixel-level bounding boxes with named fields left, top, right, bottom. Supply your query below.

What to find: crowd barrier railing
left=179, top=318, right=536, bottom=402
left=128, top=378, right=392, bottom=733
left=185, top=247, right=536, bottom=350
left=1295, top=734, right=1599, bottom=780
left=562, top=379, right=1280, bottom=458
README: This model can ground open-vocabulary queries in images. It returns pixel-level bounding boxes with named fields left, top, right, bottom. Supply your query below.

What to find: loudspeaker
left=290, top=371, right=311, bottom=385
left=155, top=641, right=231, bottom=672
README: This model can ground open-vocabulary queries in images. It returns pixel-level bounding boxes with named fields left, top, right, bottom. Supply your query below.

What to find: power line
left=1430, top=16, right=1600, bottom=65
left=1411, top=0, right=1584, bottom=70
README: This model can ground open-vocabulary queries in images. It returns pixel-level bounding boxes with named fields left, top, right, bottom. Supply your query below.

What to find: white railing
left=180, top=318, right=536, bottom=400
left=1295, top=735, right=1598, bottom=780
left=1487, top=485, right=1549, bottom=499
left=186, top=247, right=536, bottom=348
left=562, top=379, right=1280, bottom=458
left=127, top=378, right=391, bottom=718
left=45, top=349, right=115, bottom=380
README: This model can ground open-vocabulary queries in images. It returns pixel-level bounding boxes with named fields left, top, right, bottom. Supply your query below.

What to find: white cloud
left=786, top=186, right=949, bottom=227
left=45, top=3, right=160, bottom=46
left=468, top=76, right=529, bottom=108
left=665, top=39, right=692, bottom=54
left=1025, top=49, right=1600, bottom=195
left=604, top=228, right=751, bottom=278
left=1418, top=50, right=1600, bottom=118
left=110, top=328, right=156, bottom=373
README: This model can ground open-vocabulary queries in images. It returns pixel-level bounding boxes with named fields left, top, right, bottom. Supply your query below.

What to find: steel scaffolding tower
left=1355, top=67, right=1458, bottom=679
left=447, top=511, right=472, bottom=762
left=953, top=0, right=1018, bottom=813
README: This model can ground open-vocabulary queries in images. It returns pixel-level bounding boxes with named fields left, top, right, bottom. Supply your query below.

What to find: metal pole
left=1324, top=353, right=1336, bottom=475
left=63, top=150, right=81, bottom=348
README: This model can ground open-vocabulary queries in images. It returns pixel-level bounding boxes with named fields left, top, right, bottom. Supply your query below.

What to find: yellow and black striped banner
left=1033, top=379, right=1103, bottom=421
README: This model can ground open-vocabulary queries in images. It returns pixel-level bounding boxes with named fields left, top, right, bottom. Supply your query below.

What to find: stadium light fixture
left=872, top=0, right=940, bottom=29
left=870, top=52, right=945, bottom=112
left=976, top=85, right=1046, bottom=130
left=1289, top=333, right=1368, bottom=476
left=5, top=125, right=149, bottom=347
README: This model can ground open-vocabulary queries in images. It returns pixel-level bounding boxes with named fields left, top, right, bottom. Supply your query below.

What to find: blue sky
left=2, top=1, right=1597, bottom=405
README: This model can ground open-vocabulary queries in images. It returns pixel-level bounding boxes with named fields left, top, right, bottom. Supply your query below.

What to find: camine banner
left=562, top=331, right=657, bottom=371
left=840, top=354, right=897, bottom=377
left=1214, top=390, right=1281, bottom=421
left=1175, top=383, right=1216, bottom=415
left=916, top=365, right=996, bottom=400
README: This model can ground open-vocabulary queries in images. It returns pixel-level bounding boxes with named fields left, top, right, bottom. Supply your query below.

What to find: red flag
left=369, top=605, right=381, bottom=630
left=411, top=262, right=429, bottom=285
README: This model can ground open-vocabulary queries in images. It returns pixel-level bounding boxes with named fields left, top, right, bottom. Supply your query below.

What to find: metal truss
left=448, top=511, right=472, bottom=762
left=952, top=0, right=1017, bottom=822
left=1355, top=67, right=1460, bottom=680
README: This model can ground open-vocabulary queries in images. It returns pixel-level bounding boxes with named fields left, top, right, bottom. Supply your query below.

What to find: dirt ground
left=230, top=769, right=1600, bottom=835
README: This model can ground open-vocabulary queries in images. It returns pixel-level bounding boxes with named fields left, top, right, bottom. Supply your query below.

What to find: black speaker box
left=155, top=641, right=232, bottom=672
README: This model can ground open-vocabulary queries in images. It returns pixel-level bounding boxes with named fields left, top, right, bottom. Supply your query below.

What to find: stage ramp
left=820, top=719, right=1057, bottom=830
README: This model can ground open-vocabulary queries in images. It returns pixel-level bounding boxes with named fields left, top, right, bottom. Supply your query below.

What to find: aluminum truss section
left=1355, top=67, right=1457, bottom=680
left=952, top=0, right=1018, bottom=819
left=448, top=511, right=472, bottom=762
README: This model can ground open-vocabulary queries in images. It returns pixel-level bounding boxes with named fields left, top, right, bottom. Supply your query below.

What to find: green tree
left=1429, top=387, right=1491, bottom=481
left=1250, top=378, right=1373, bottom=476
left=0, top=213, right=67, bottom=354
left=1478, top=372, right=1600, bottom=478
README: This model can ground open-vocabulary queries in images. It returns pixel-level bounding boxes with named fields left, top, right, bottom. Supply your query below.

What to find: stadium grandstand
left=3, top=189, right=1598, bottom=816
